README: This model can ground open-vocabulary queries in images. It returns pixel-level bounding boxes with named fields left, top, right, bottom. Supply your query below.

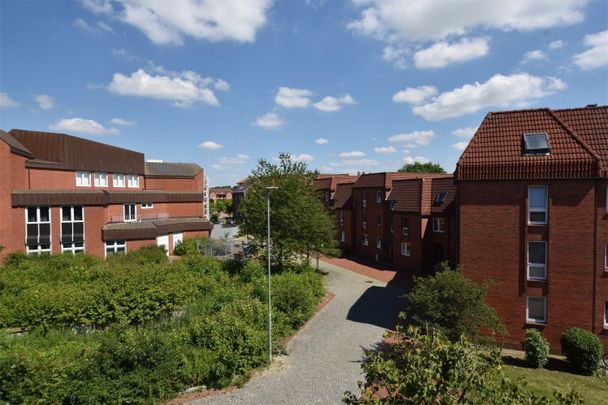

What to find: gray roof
left=0, top=129, right=34, bottom=158
left=145, top=162, right=202, bottom=178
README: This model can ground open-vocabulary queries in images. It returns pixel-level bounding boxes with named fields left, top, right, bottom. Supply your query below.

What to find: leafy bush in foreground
left=522, top=328, right=549, bottom=368
left=560, top=327, right=601, bottom=375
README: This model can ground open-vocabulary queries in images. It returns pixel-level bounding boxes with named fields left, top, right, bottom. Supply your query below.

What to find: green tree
left=406, top=263, right=506, bottom=342
left=210, top=199, right=232, bottom=216
left=238, top=153, right=338, bottom=269
left=344, top=317, right=582, bottom=404
left=398, top=161, right=446, bottom=173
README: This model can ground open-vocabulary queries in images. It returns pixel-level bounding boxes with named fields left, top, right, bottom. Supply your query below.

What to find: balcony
left=109, top=212, right=170, bottom=224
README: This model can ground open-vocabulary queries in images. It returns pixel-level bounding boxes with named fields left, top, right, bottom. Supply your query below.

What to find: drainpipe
left=592, top=179, right=598, bottom=334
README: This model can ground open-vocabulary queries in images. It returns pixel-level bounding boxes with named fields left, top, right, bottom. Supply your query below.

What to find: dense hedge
left=522, top=329, right=549, bottom=368
left=0, top=249, right=325, bottom=403
left=560, top=327, right=602, bottom=375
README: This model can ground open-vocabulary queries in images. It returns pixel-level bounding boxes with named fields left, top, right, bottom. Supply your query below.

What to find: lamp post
left=266, top=186, right=278, bottom=365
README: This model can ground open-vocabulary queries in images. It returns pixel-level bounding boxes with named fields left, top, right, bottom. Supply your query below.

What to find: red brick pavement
left=321, top=255, right=414, bottom=291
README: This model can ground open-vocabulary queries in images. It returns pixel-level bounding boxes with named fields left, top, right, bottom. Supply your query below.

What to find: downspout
left=592, top=178, right=598, bottom=334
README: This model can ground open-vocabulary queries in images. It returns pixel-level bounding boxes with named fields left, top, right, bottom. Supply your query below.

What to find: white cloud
left=313, top=94, right=356, bottom=112
left=275, top=87, right=313, bottom=108
left=392, top=85, right=437, bottom=104
left=452, top=126, right=477, bottom=139
left=412, top=73, right=566, bottom=121
left=414, top=37, right=489, bottom=69
left=107, top=67, right=226, bottom=107
left=74, top=18, right=113, bottom=34
left=548, top=40, right=564, bottom=49
left=373, top=146, right=397, bottom=154
left=49, top=118, right=118, bottom=135
left=214, top=79, right=230, bottom=92
left=348, top=0, right=586, bottom=42
left=315, top=137, right=329, bottom=145
left=339, top=150, right=366, bottom=158
left=403, top=155, right=429, bottom=165
left=110, top=118, right=135, bottom=126
left=573, top=30, right=608, bottom=70
left=382, top=45, right=408, bottom=69
left=98, top=0, right=272, bottom=45
left=452, top=141, right=470, bottom=151
left=255, top=112, right=286, bottom=129
left=388, top=130, right=435, bottom=147
left=293, top=153, right=315, bottom=162
left=82, top=0, right=114, bottom=14
left=522, top=49, right=548, bottom=63
left=0, top=92, right=20, bottom=108
left=218, top=154, right=249, bottom=165
left=198, top=141, right=223, bottom=150
left=342, top=158, right=379, bottom=166
left=34, top=95, right=54, bottom=110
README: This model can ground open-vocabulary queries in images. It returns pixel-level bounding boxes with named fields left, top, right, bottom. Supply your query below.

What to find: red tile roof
left=353, top=172, right=449, bottom=189
left=430, top=177, right=457, bottom=214
left=333, top=182, right=355, bottom=209
left=387, top=176, right=455, bottom=215
left=314, top=174, right=358, bottom=192
left=456, top=106, right=607, bottom=180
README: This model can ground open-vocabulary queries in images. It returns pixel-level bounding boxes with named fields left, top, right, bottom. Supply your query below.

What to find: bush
left=522, top=329, right=549, bottom=368
left=560, top=328, right=601, bottom=375
left=406, top=264, right=505, bottom=342
left=173, top=237, right=207, bottom=256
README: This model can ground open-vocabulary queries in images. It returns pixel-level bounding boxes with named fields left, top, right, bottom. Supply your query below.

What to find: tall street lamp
left=266, top=186, right=278, bottom=365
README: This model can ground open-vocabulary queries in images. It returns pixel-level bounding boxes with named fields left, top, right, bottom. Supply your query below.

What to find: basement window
left=526, top=296, right=547, bottom=325
left=523, top=133, right=550, bottom=155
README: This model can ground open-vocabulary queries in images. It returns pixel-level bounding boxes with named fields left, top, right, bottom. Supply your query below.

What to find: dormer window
left=435, top=192, right=448, bottom=204
left=523, top=133, right=550, bottom=155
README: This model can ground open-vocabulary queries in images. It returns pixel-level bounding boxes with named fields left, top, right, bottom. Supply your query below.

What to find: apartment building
left=387, top=176, right=457, bottom=274
left=456, top=106, right=608, bottom=350
left=209, top=187, right=233, bottom=201
left=0, top=129, right=213, bottom=260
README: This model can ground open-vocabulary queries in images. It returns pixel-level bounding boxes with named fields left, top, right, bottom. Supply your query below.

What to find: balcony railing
left=109, top=212, right=170, bottom=223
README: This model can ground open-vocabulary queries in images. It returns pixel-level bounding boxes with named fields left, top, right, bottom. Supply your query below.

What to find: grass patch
left=503, top=364, right=608, bottom=404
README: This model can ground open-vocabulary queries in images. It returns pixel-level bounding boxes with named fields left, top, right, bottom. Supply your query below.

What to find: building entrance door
left=157, top=234, right=169, bottom=255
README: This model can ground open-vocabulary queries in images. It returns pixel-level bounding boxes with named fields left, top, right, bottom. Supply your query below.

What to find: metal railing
left=109, top=212, right=170, bottom=223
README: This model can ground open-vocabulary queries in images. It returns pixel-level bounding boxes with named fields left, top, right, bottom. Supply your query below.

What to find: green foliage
left=344, top=317, right=583, bottom=404
left=406, top=263, right=506, bottom=342
left=238, top=153, right=338, bottom=269
left=173, top=237, right=207, bottom=256
left=522, top=329, right=550, bottom=369
left=398, top=161, right=446, bottom=173
left=210, top=199, right=233, bottom=215
left=560, top=328, right=602, bottom=375
left=0, top=252, right=325, bottom=403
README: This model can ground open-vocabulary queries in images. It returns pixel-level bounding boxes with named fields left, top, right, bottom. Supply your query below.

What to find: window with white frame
left=362, top=191, right=367, bottom=207
left=362, top=214, right=367, bottom=229
left=528, top=186, right=547, bottom=225
left=75, top=171, right=91, bottom=187
left=432, top=217, right=444, bottom=233
left=127, top=174, right=139, bottom=188
left=113, top=173, right=126, bottom=188
left=124, top=203, right=136, bottom=222
left=402, top=217, right=409, bottom=237
left=94, top=172, right=108, bottom=187
left=604, top=301, right=608, bottom=329
left=141, top=202, right=154, bottom=209
left=339, top=210, right=344, bottom=227
left=376, top=190, right=382, bottom=204
left=362, top=234, right=368, bottom=246
left=25, top=206, right=51, bottom=254
left=376, top=237, right=381, bottom=249
left=61, top=206, right=84, bottom=254
left=340, top=231, right=345, bottom=242
left=105, top=240, right=126, bottom=257
left=401, top=242, right=411, bottom=256
left=527, top=241, right=547, bottom=280
left=526, top=296, right=547, bottom=324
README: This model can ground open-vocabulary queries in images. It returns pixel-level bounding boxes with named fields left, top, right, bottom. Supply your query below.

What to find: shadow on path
left=347, top=284, right=404, bottom=330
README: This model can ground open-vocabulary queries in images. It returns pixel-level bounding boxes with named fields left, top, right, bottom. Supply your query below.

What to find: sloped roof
left=387, top=176, right=455, bottom=215
left=209, top=187, right=232, bottom=194
left=430, top=177, right=457, bottom=214
left=332, top=182, right=355, bottom=209
left=0, top=129, right=34, bottom=158
left=354, top=172, right=451, bottom=189
left=314, top=174, right=358, bottom=191
left=144, top=162, right=202, bottom=178
left=456, top=106, right=607, bottom=180
left=10, top=129, right=145, bottom=174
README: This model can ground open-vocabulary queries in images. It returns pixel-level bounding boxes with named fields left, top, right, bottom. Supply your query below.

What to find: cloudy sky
left=1, top=0, right=606, bottom=186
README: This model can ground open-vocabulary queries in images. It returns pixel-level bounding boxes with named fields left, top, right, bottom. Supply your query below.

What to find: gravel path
left=188, top=260, right=404, bottom=405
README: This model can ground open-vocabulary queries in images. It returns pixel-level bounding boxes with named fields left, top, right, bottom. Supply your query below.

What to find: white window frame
left=25, top=206, right=52, bottom=254
left=75, top=171, right=91, bottom=187
left=362, top=234, right=368, bottom=246
left=527, top=241, right=547, bottom=281
left=401, top=242, right=411, bottom=257
left=127, top=174, right=140, bottom=188
left=362, top=191, right=367, bottom=208
left=604, top=301, right=608, bottom=330
left=528, top=186, right=548, bottom=225
left=376, top=190, right=382, bottom=204
left=376, top=237, right=381, bottom=249
left=432, top=217, right=444, bottom=233
left=94, top=172, right=108, bottom=187
left=526, top=296, right=547, bottom=325
left=113, top=173, right=126, bottom=188
left=105, top=240, right=127, bottom=257
left=402, top=217, right=409, bottom=237
left=141, top=202, right=154, bottom=209
left=124, top=203, right=137, bottom=222
left=60, top=206, right=85, bottom=254
left=340, top=231, right=345, bottom=242
left=339, top=210, right=344, bottom=227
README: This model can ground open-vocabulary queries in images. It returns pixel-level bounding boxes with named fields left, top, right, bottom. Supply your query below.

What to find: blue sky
left=1, top=0, right=607, bottom=186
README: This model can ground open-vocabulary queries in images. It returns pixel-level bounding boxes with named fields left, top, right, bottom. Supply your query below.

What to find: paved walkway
left=188, top=259, right=404, bottom=405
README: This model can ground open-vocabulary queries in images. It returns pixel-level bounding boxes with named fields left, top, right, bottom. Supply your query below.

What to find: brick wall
left=353, top=187, right=386, bottom=261
left=27, top=169, right=144, bottom=191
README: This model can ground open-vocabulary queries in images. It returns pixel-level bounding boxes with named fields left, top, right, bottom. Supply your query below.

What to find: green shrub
left=173, top=237, right=207, bottom=256
left=560, top=327, right=601, bottom=375
left=522, top=328, right=549, bottom=368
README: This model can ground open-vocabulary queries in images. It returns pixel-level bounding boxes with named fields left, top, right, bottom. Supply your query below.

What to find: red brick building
left=0, top=129, right=213, bottom=260
left=456, top=106, right=608, bottom=350
left=209, top=187, right=233, bottom=201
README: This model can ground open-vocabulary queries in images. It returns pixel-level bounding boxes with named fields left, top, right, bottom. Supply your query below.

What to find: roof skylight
left=523, top=133, right=550, bottom=154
